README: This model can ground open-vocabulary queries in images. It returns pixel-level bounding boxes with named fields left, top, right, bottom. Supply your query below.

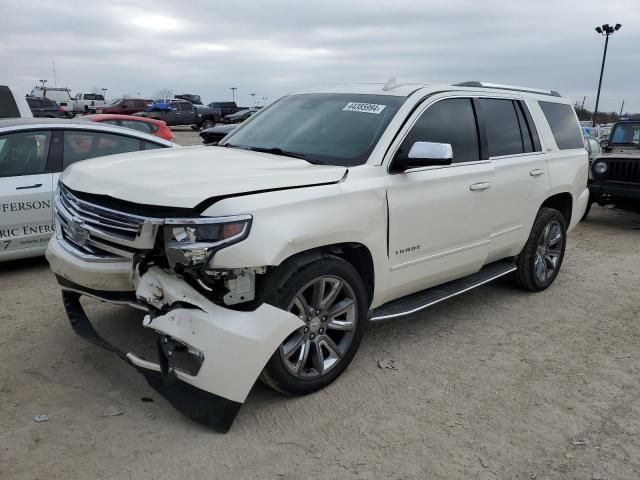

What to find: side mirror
left=393, top=141, right=453, bottom=172
left=600, top=138, right=609, bottom=148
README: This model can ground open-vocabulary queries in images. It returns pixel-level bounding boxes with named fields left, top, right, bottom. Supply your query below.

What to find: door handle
left=530, top=168, right=545, bottom=177
left=469, top=182, right=492, bottom=191
left=16, top=183, right=42, bottom=190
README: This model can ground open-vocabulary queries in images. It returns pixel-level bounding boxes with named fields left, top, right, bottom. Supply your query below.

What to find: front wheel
left=260, top=254, right=368, bottom=396
left=513, top=208, right=567, bottom=291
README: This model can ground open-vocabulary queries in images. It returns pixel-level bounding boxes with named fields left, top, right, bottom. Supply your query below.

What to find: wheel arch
left=540, top=192, right=572, bottom=226
left=271, top=242, right=376, bottom=307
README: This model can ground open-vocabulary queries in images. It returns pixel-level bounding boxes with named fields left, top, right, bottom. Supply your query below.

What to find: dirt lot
left=1, top=130, right=639, bottom=479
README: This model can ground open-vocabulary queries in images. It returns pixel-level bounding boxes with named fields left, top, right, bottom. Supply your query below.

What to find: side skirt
left=369, top=259, right=516, bottom=322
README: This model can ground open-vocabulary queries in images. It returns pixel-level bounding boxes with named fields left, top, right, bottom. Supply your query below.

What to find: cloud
left=2, top=0, right=639, bottom=111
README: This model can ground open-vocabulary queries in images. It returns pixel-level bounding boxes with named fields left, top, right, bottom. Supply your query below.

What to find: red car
left=81, top=114, right=174, bottom=141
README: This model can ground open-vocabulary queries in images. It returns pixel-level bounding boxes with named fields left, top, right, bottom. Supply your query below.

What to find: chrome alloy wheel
left=280, top=275, right=358, bottom=378
left=534, top=220, right=563, bottom=282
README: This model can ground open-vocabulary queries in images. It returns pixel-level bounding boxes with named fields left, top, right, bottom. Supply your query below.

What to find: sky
left=2, top=0, right=639, bottom=112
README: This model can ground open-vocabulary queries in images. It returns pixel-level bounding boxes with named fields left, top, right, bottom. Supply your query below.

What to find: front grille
left=607, top=159, right=640, bottom=184
left=55, top=185, right=162, bottom=261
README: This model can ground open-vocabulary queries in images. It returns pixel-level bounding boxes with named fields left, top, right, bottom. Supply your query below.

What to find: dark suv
left=587, top=121, right=640, bottom=215
left=26, top=96, right=70, bottom=118
left=97, top=98, right=148, bottom=115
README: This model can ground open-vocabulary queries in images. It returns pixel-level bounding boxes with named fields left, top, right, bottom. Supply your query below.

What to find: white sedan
left=0, top=118, right=175, bottom=261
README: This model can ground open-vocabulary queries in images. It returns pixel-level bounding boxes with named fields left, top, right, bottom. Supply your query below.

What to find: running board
left=369, top=259, right=516, bottom=322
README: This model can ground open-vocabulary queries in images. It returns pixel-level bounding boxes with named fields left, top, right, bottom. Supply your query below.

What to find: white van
left=0, top=86, right=32, bottom=119
left=29, top=87, right=74, bottom=114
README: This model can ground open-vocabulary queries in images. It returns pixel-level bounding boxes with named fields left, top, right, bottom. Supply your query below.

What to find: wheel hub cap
left=279, top=275, right=358, bottom=379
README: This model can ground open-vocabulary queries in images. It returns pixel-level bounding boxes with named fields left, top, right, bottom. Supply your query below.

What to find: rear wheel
left=260, top=254, right=368, bottom=396
left=201, top=119, right=215, bottom=130
left=513, top=208, right=567, bottom=292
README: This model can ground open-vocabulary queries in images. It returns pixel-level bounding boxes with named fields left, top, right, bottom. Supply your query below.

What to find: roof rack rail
left=453, top=81, right=561, bottom=98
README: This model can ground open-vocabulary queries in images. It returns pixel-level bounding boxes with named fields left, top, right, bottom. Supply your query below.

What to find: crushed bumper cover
left=55, top=265, right=303, bottom=432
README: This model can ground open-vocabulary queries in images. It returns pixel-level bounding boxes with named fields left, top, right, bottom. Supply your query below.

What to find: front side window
left=224, top=93, right=405, bottom=167
left=399, top=98, right=479, bottom=163
left=63, top=131, right=141, bottom=168
left=539, top=101, right=583, bottom=150
left=478, top=99, right=524, bottom=157
left=0, top=131, right=51, bottom=177
left=609, top=122, right=640, bottom=146
left=178, top=103, right=192, bottom=111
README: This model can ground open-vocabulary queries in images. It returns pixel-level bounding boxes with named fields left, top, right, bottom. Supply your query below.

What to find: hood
left=60, top=146, right=347, bottom=209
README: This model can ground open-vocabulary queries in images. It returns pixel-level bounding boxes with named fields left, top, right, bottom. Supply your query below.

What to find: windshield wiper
left=223, top=144, right=324, bottom=164
left=247, top=146, right=307, bottom=159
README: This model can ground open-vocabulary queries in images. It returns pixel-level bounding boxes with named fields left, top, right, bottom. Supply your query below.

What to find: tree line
left=574, top=103, right=640, bottom=124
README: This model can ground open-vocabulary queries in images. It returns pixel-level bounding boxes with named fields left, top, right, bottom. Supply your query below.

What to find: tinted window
left=178, top=103, right=192, bottom=111
left=478, top=99, right=523, bottom=157
left=122, top=120, right=152, bottom=133
left=0, top=131, right=51, bottom=177
left=399, top=98, right=479, bottom=163
left=0, top=86, right=20, bottom=118
left=63, top=131, right=141, bottom=168
left=134, top=100, right=147, bottom=108
left=539, top=101, right=583, bottom=150
left=514, top=102, right=534, bottom=153
left=84, top=94, right=104, bottom=101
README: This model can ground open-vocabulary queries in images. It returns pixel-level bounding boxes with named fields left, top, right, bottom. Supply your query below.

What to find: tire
left=581, top=200, right=592, bottom=221
left=201, top=119, right=215, bottom=130
left=513, top=208, right=567, bottom=292
left=260, top=254, right=368, bottom=396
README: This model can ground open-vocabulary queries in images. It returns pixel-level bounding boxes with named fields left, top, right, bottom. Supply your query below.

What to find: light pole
left=592, top=23, right=621, bottom=127
left=250, top=93, right=256, bottom=105
left=230, top=87, right=237, bottom=102
left=39, top=79, right=47, bottom=89
left=101, top=88, right=107, bottom=99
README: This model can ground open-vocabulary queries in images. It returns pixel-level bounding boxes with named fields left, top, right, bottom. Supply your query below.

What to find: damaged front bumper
left=51, top=241, right=303, bottom=432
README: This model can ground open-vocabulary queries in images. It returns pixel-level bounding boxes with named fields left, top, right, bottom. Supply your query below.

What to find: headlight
left=594, top=162, right=607, bottom=174
left=164, top=215, right=251, bottom=268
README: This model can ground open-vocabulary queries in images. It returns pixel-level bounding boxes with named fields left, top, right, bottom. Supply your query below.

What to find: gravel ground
left=0, top=130, right=639, bottom=479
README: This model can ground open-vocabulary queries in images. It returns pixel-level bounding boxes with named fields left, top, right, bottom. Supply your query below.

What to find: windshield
left=110, top=98, right=122, bottom=105
left=610, top=122, right=640, bottom=146
left=223, top=93, right=405, bottom=166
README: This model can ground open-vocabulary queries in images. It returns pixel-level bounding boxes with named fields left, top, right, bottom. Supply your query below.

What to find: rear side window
left=84, top=94, right=104, bottom=101
left=122, top=120, right=153, bottom=133
left=539, top=101, right=583, bottom=150
left=478, top=99, right=524, bottom=157
left=0, top=86, right=20, bottom=118
left=400, top=98, right=479, bottom=163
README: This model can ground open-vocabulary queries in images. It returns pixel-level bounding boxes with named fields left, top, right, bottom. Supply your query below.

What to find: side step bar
left=369, top=259, right=517, bottom=322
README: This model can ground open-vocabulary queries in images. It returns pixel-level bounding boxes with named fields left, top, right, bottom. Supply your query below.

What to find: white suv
left=46, top=81, right=589, bottom=431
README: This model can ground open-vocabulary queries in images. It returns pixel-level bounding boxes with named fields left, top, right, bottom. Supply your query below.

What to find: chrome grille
left=607, top=159, right=640, bottom=184
left=55, top=184, right=162, bottom=261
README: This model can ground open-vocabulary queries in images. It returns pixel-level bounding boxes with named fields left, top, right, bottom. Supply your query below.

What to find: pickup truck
left=137, top=100, right=219, bottom=129
left=72, top=93, right=107, bottom=113
left=46, top=81, right=589, bottom=431
left=207, top=101, right=244, bottom=118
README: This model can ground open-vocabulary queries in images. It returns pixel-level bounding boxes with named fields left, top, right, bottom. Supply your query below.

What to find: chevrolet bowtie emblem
left=68, top=218, right=89, bottom=246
